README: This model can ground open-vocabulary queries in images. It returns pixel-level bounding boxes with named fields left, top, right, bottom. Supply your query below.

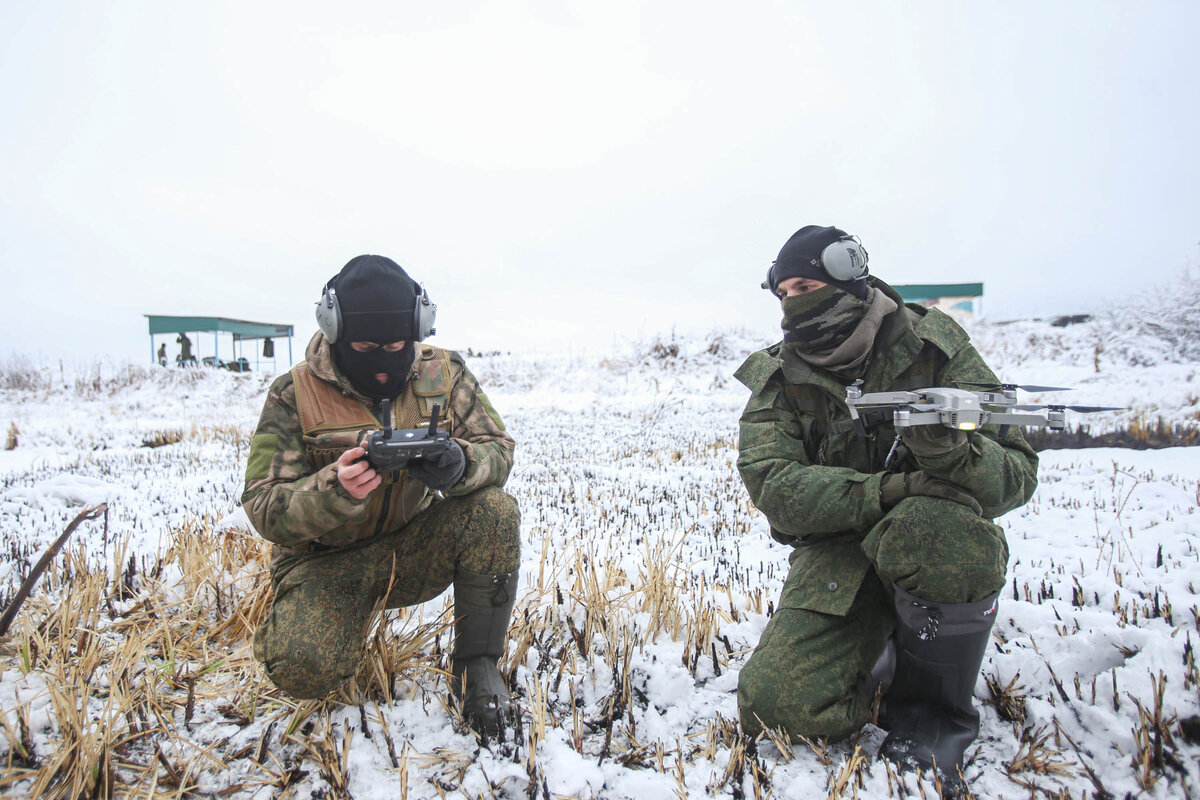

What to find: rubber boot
left=451, top=568, right=518, bottom=737
left=868, top=637, right=897, bottom=727
left=878, top=586, right=1000, bottom=792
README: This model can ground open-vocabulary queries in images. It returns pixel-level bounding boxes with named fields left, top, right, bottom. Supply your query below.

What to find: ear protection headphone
left=819, top=236, right=870, bottom=281
left=761, top=234, right=870, bottom=292
left=315, top=281, right=437, bottom=343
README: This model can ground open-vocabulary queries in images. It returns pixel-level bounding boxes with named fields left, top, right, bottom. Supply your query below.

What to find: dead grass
left=0, top=507, right=800, bottom=798
left=1, top=416, right=1196, bottom=798
left=1024, top=416, right=1200, bottom=451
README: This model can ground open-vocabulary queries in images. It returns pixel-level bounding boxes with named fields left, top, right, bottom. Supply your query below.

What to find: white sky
left=2, top=1, right=1197, bottom=362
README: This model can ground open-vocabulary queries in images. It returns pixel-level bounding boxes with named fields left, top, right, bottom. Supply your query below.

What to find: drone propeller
left=1009, top=404, right=1125, bottom=413
left=959, top=381, right=1074, bottom=393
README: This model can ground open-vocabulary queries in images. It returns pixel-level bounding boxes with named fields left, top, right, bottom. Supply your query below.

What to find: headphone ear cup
left=413, top=285, right=437, bottom=341
left=315, top=286, right=342, bottom=342
left=762, top=263, right=777, bottom=293
left=821, top=239, right=869, bottom=281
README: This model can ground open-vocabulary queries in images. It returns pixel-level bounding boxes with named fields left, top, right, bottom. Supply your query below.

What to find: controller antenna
left=427, top=403, right=441, bottom=436
left=380, top=397, right=392, bottom=436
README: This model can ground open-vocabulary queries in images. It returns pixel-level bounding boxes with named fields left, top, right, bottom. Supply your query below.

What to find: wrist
left=879, top=473, right=907, bottom=508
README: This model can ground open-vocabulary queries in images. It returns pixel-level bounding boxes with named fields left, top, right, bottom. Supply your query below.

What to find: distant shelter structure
left=893, top=283, right=984, bottom=316
left=145, top=315, right=294, bottom=372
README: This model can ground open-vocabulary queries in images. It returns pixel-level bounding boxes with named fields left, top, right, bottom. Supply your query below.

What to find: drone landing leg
left=884, top=436, right=905, bottom=471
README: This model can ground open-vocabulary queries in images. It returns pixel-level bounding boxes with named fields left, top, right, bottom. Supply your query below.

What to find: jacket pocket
left=778, top=538, right=872, bottom=617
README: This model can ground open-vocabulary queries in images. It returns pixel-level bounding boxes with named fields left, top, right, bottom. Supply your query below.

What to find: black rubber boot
left=868, top=637, right=897, bottom=727
left=451, top=568, right=518, bottom=737
left=878, top=586, right=1000, bottom=792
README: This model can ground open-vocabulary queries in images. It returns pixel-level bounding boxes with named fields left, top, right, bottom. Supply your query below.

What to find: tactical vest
left=289, top=345, right=454, bottom=547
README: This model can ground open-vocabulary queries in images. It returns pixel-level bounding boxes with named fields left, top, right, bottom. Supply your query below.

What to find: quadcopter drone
left=845, top=380, right=1123, bottom=437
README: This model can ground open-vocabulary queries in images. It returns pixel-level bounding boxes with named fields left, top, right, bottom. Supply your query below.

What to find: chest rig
left=293, top=346, right=453, bottom=461
left=289, top=345, right=454, bottom=546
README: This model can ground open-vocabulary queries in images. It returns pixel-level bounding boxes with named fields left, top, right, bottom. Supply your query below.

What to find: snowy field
left=0, top=317, right=1198, bottom=799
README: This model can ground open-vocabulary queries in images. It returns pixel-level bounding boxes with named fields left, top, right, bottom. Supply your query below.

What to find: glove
left=879, top=470, right=982, bottom=516
left=406, top=440, right=467, bottom=491
left=899, top=424, right=966, bottom=458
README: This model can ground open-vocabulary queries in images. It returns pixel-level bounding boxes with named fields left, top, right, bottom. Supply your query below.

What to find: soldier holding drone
left=241, top=255, right=519, bottom=735
left=734, top=225, right=1040, bottom=788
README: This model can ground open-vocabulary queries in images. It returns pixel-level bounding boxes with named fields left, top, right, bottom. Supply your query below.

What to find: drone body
left=844, top=382, right=1118, bottom=436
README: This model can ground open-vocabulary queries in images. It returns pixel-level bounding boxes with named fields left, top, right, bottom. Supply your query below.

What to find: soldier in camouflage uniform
left=242, top=255, right=520, bottom=735
left=735, top=226, right=1038, bottom=784
left=176, top=332, right=195, bottom=365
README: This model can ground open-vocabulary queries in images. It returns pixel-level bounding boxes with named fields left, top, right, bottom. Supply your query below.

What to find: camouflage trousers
left=738, top=495, right=1008, bottom=740
left=253, top=486, right=520, bottom=699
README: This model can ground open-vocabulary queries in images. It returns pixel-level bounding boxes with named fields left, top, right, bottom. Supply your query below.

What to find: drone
left=845, top=381, right=1123, bottom=437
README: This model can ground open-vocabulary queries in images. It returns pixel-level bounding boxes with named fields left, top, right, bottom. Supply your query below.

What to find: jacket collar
left=776, top=278, right=923, bottom=396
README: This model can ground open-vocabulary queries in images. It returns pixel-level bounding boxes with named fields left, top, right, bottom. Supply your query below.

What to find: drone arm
left=892, top=410, right=941, bottom=428
left=849, top=390, right=923, bottom=406
left=984, top=411, right=1062, bottom=430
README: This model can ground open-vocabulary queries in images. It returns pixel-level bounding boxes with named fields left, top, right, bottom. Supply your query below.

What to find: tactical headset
left=315, top=280, right=437, bottom=343
left=762, top=234, right=870, bottom=292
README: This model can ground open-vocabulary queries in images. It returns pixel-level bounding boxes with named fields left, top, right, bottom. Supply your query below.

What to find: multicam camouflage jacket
left=735, top=279, right=1038, bottom=615
left=242, top=333, right=515, bottom=554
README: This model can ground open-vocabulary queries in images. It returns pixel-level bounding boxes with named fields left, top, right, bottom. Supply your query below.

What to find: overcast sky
left=2, top=1, right=1197, bottom=363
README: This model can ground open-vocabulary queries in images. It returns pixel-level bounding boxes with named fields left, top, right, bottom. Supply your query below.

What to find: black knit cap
left=330, top=254, right=420, bottom=342
left=765, top=225, right=868, bottom=299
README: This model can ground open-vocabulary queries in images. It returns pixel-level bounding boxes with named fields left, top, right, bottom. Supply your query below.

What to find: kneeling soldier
left=735, top=226, right=1038, bottom=787
left=242, top=255, right=519, bottom=734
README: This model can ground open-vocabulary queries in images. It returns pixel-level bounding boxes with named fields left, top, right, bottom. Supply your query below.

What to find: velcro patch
left=246, top=433, right=278, bottom=480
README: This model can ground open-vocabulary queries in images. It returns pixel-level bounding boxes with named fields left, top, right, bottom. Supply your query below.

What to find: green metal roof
left=145, top=315, right=293, bottom=339
left=893, top=283, right=983, bottom=301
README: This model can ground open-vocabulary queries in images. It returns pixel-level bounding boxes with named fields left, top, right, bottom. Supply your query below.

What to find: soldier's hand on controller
left=406, top=440, right=467, bottom=492
left=336, top=441, right=382, bottom=499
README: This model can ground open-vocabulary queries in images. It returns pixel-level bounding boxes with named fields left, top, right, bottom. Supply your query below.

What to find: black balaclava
left=328, top=255, right=420, bottom=400
left=765, top=225, right=868, bottom=299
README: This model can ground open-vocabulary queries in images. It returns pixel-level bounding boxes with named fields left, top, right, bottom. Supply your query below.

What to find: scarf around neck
left=781, top=284, right=898, bottom=377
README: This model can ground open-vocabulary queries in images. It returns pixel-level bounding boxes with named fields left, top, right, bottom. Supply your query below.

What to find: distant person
left=734, top=226, right=1038, bottom=788
left=241, top=255, right=519, bottom=735
left=157, top=343, right=167, bottom=367
left=176, top=332, right=195, bottom=365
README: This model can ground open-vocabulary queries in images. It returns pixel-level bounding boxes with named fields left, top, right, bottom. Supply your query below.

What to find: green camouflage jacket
left=242, top=333, right=515, bottom=553
left=735, top=280, right=1038, bottom=614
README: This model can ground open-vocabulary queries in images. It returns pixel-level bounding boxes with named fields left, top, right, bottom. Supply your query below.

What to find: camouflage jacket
left=735, top=280, right=1038, bottom=614
left=242, top=333, right=515, bottom=554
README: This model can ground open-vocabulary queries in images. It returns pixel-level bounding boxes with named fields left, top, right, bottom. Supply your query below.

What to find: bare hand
left=336, top=444, right=381, bottom=499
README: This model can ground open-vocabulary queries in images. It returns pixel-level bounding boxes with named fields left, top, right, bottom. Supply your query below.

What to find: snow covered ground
left=0, top=317, right=1198, bottom=799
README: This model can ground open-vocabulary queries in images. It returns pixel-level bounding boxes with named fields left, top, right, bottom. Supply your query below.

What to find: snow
left=0, top=316, right=1198, bottom=799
